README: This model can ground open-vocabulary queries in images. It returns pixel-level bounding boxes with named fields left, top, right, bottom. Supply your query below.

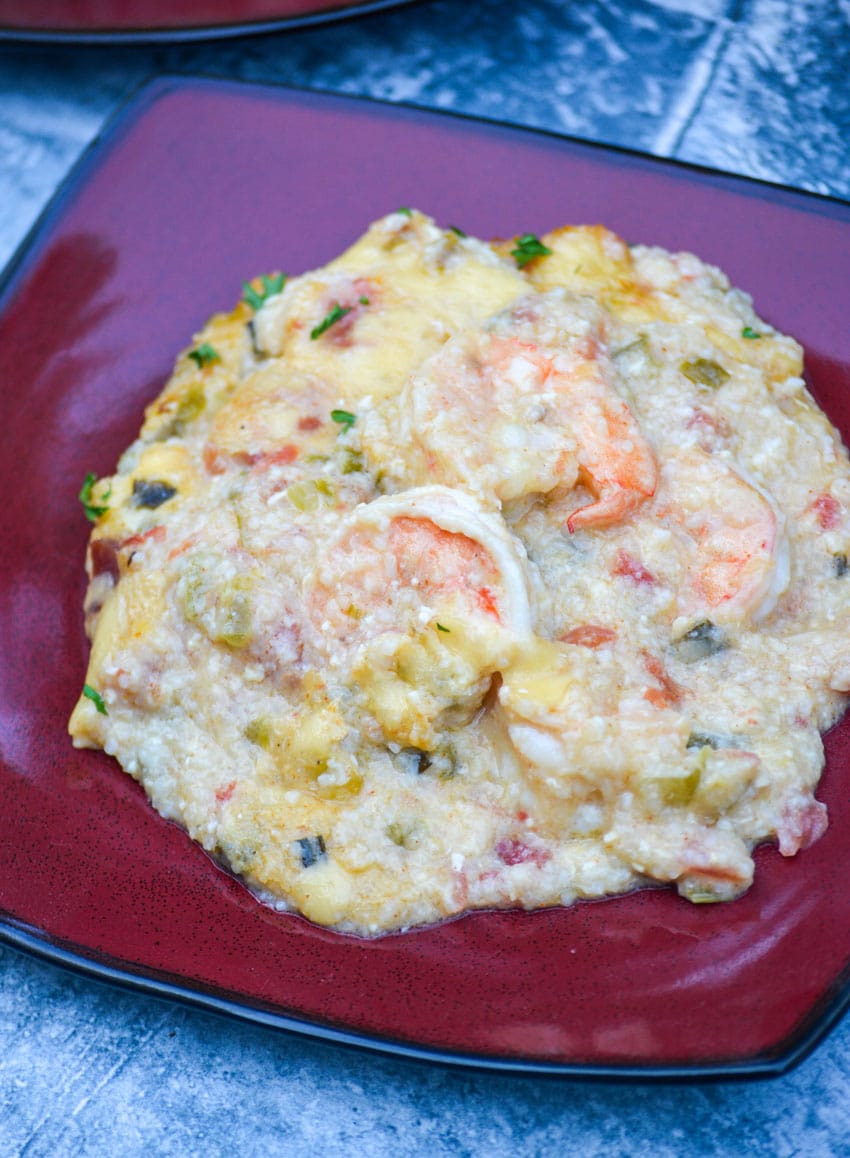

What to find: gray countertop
left=3, top=1, right=850, bottom=1153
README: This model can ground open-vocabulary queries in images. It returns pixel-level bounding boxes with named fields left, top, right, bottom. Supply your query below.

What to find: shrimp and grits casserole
left=69, top=210, right=850, bottom=935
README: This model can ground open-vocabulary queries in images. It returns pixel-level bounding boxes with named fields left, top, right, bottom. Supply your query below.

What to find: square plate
left=2, top=77, right=850, bottom=1078
left=0, top=0, right=415, bottom=41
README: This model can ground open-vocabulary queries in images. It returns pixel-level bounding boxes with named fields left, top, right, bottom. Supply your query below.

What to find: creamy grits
left=69, top=211, right=850, bottom=935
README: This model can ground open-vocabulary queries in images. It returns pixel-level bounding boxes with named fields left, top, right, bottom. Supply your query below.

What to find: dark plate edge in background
left=0, top=0, right=423, bottom=45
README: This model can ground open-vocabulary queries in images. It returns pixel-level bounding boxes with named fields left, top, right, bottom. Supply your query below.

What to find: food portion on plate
left=69, top=210, right=850, bottom=935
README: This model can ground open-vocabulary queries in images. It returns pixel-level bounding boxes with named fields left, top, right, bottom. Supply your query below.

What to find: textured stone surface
left=3, top=943, right=850, bottom=1156
left=2, top=0, right=850, bottom=1151
left=676, top=0, right=850, bottom=197
left=7, top=0, right=850, bottom=269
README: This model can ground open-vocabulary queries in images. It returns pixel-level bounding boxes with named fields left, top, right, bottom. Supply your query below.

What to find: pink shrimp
left=307, top=485, right=532, bottom=648
left=552, top=340, right=658, bottom=532
left=306, top=486, right=533, bottom=748
left=657, top=448, right=789, bottom=623
left=393, top=291, right=657, bottom=528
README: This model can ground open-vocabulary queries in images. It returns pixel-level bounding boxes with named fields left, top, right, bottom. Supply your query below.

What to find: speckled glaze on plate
left=2, top=77, right=850, bottom=1078
left=0, top=0, right=419, bottom=42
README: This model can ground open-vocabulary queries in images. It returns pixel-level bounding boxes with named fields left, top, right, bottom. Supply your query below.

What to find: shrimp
left=309, top=485, right=532, bottom=643
left=384, top=291, right=657, bottom=530
left=657, top=449, right=789, bottom=624
left=306, top=486, right=533, bottom=748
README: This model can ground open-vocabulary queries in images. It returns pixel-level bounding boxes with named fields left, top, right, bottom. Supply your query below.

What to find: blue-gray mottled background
left=2, top=0, right=850, bottom=1153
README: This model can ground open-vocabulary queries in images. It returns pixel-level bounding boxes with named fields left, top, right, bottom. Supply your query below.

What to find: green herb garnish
left=79, top=472, right=110, bottom=522
left=436, top=623, right=451, bottom=633
left=242, top=272, right=286, bottom=311
left=449, top=225, right=467, bottom=238
left=312, top=304, right=353, bottom=340
left=397, top=207, right=412, bottom=216
left=331, top=408, right=356, bottom=431
left=358, top=295, right=370, bottom=306
left=188, top=342, right=220, bottom=368
left=82, top=683, right=108, bottom=715
left=511, top=233, right=552, bottom=268
left=741, top=326, right=762, bottom=340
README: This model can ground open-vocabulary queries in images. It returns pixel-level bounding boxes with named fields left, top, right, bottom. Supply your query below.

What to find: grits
left=70, top=211, right=850, bottom=935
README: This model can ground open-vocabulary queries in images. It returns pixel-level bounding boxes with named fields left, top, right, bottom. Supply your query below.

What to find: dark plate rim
left=2, top=74, right=850, bottom=1081
left=6, top=918, right=847, bottom=1082
left=0, top=0, right=423, bottom=45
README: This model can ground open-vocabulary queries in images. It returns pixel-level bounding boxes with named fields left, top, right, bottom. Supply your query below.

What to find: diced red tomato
left=683, top=863, right=748, bottom=885
left=204, top=443, right=298, bottom=474
left=776, top=797, right=828, bottom=856
left=613, top=549, right=656, bottom=585
left=642, top=651, right=682, bottom=707
left=121, top=525, right=166, bottom=551
left=561, top=624, right=617, bottom=648
left=203, top=444, right=226, bottom=474
left=810, top=493, right=841, bottom=530
left=496, top=837, right=551, bottom=868
left=252, top=444, right=298, bottom=468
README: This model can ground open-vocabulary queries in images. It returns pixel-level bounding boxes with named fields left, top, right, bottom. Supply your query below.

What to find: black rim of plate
left=0, top=0, right=424, bottom=44
left=2, top=74, right=850, bottom=1081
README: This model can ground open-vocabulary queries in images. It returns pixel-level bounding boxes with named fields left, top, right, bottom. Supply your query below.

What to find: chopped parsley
left=436, top=623, right=451, bottom=633
left=242, top=272, right=286, bottom=311
left=741, top=326, right=762, bottom=340
left=311, top=303, right=353, bottom=340
left=79, top=472, right=110, bottom=522
left=511, top=233, right=552, bottom=268
left=331, top=408, right=356, bottom=431
left=358, top=295, right=370, bottom=306
left=82, top=683, right=108, bottom=715
left=188, top=342, right=220, bottom=368
left=449, top=225, right=467, bottom=238
left=397, top=207, right=412, bottom=216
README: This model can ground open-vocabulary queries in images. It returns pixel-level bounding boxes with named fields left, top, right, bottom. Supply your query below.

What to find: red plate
left=0, top=0, right=417, bottom=41
left=2, top=78, right=850, bottom=1078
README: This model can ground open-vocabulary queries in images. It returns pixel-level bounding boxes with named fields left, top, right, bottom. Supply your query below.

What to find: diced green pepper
left=680, top=358, right=730, bottom=389
left=215, top=576, right=254, bottom=648
left=286, top=479, right=335, bottom=512
left=132, top=479, right=177, bottom=509
left=296, top=835, right=326, bottom=868
left=674, top=620, right=727, bottom=662
left=245, top=718, right=273, bottom=749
